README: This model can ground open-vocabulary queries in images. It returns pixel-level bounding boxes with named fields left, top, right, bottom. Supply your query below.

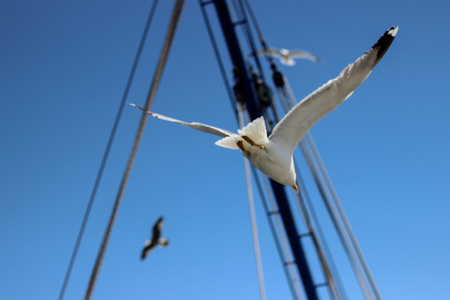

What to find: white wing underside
left=150, top=112, right=235, bottom=138
left=287, top=50, right=321, bottom=62
left=130, top=27, right=397, bottom=157
left=257, top=48, right=320, bottom=63
left=129, top=103, right=235, bottom=138
left=269, top=26, right=398, bottom=154
left=130, top=103, right=269, bottom=151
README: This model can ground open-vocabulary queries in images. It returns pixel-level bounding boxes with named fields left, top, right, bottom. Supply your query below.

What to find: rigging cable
left=199, top=1, right=304, bottom=298
left=243, top=101, right=303, bottom=298
left=309, top=133, right=381, bottom=299
left=259, top=171, right=305, bottom=299
left=231, top=0, right=284, bottom=127
left=300, top=135, right=370, bottom=298
left=275, top=75, right=346, bottom=299
left=241, top=0, right=274, bottom=65
left=237, top=101, right=266, bottom=300
left=292, top=165, right=348, bottom=299
left=303, top=133, right=381, bottom=299
left=84, top=0, right=185, bottom=299
left=238, top=3, right=339, bottom=297
left=291, top=166, right=345, bottom=300
left=281, top=74, right=380, bottom=299
left=231, top=0, right=266, bottom=80
left=58, top=1, right=159, bottom=299
left=241, top=105, right=303, bottom=299
left=199, top=0, right=238, bottom=119
left=280, top=76, right=367, bottom=297
left=186, top=5, right=295, bottom=297
left=250, top=167, right=304, bottom=300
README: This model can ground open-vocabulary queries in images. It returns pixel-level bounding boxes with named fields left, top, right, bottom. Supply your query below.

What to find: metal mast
left=212, top=1, right=318, bottom=299
left=202, top=0, right=381, bottom=299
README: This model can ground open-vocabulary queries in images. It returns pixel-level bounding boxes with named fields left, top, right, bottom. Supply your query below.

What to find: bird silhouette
left=141, top=216, right=169, bottom=260
left=257, top=47, right=321, bottom=66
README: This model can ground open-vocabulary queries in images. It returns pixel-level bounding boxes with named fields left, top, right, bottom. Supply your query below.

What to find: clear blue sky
left=1, top=0, right=449, bottom=299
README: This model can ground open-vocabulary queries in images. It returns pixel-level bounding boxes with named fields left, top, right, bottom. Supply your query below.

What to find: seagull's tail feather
left=216, top=116, right=268, bottom=150
left=215, top=135, right=241, bottom=150
left=159, top=238, right=169, bottom=247
left=237, top=116, right=268, bottom=144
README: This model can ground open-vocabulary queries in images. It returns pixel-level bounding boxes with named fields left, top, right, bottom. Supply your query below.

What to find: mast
left=212, top=1, right=319, bottom=299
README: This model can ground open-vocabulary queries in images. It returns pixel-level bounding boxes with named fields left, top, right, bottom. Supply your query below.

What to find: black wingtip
left=372, top=26, right=399, bottom=64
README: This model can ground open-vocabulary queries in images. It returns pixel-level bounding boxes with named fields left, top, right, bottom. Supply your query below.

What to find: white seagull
left=141, top=216, right=169, bottom=260
left=257, top=47, right=321, bottom=66
left=131, top=27, right=398, bottom=192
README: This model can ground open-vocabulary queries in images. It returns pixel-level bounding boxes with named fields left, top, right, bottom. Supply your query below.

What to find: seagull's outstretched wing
left=256, top=48, right=282, bottom=58
left=288, top=50, right=321, bottom=62
left=269, top=26, right=398, bottom=153
left=141, top=217, right=165, bottom=260
left=129, top=103, right=235, bottom=138
left=151, top=217, right=163, bottom=242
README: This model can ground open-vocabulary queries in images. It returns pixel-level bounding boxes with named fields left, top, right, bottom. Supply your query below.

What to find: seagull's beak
left=292, top=184, right=299, bottom=193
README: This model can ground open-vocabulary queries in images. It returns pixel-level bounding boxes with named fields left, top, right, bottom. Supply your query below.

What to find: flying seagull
left=141, top=216, right=169, bottom=260
left=257, top=47, right=321, bottom=66
left=130, top=27, right=398, bottom=192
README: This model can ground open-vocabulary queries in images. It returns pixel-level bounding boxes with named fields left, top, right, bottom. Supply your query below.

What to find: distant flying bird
left=141, top=216, right=169, bottom=260
left=130, top=27, right=398, bottom=192
left=257, top=47, right=321, bottom=66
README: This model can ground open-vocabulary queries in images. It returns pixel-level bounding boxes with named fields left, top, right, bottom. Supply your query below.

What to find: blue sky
left=1, top=0, right=450, bottom=299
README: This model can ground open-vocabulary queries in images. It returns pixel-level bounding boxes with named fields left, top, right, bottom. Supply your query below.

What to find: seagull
left=141, top=216, right=169, bottom=260
left=257, top=47, right=321, bottom=66
left=130, top=27, right=398, bottom=192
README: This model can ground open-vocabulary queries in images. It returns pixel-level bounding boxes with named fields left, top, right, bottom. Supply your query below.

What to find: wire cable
left=279, top=73, right=373, bottom=298
left=240, top=105, right=302, bottom=299
left=84, top=0, right=185, bottom=298
left=275, top=76, right=346, bottom=299
left=251, top=167, right=304, bottom=300
left=231, top=0, right=266, bottom=80
left=280, top=75, right=378, bottom=299
left=58, top=1, right=159, bottom=299
left=241, top=0, right=274, bottom=65
left=305, top=133, right=381, bottom=299
left=199, top=0, right=238, bottom=119
left=293, top=165, right=348, bottom=300
left=237, top=102, right=266, bottom=300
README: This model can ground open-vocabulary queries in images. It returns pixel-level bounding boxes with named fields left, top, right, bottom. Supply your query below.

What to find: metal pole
left=212, top=1, right=318, bottom=299
left=58, top=2, right=160, bottom=299
left=212, top=0, right=261, bottom=116
left=84, top=1, right=185, bottom=298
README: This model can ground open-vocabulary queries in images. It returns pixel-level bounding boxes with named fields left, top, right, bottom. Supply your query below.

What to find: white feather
left=130, top=27, right=398, bottom=190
